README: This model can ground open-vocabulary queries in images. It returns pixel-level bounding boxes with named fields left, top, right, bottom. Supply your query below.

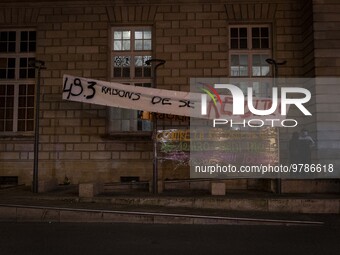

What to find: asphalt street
left=0, top=223, right=339, bottom=255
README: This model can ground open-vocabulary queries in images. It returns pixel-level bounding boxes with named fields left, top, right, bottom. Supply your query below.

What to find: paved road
left=0, top=223, right=339, bottom=255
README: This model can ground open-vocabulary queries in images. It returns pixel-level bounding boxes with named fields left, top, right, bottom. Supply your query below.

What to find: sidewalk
left=0, top=185, right=339, bottom=225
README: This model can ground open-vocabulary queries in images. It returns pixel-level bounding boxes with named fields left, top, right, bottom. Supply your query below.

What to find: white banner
left=62, top=74, right=287, bottom=122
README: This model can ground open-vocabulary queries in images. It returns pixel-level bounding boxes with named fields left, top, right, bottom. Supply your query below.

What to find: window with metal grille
left=109, top=27, right=153, bottom=132
left=0, top=29, right=36, bottom=132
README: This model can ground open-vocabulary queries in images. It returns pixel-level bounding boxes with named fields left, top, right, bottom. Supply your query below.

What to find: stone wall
left=313, top=0, right=340, bottom=173
left=0, top=0, right=339, bottom=188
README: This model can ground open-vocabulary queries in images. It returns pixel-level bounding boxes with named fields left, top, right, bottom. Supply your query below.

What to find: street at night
left=0, top=223, right=339, bottom=255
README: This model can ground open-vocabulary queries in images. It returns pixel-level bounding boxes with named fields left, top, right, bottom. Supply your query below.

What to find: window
left=0, top=29, right=36, bottom=132
left=229, top=25, right=272, bottom=98
left=229, top=25, right=271, bottom=77
left=109, top=27, right=152, bottom=132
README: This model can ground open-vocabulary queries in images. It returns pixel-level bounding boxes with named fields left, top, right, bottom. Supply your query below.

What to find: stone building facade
left=0, top=0, right=339, bottom=192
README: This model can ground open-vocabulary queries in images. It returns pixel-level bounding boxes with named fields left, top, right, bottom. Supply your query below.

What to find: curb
left=0, top=204, right=325, bottom=226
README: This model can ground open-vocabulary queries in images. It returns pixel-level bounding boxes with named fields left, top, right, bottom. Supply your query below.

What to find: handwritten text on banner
left=62, top=74, right=285, bottom=121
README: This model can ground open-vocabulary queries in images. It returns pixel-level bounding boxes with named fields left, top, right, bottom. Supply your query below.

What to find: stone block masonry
left=211, top=182, right=226, bottom=196
left=0, top=0, right=339, bottom=192
left=79, top=183, right=103, bottom=198
left=36, top=5, right=150, bottom=184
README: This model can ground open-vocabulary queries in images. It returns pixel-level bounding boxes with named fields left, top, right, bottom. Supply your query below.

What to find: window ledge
left=101, top=131, right=153, bottom=141
left=0, top=132, right=34, bottom=140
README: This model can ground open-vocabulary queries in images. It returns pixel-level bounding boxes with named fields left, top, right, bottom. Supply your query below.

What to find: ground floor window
left=0, top=29, right=36, bottom=133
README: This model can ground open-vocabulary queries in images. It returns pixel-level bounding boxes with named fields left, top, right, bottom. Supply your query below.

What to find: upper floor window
left=109, top=27, right=152, bottom=132
left=229, top=25, right=271, bottom=77
left=0, top=29, right=36, bottom=133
